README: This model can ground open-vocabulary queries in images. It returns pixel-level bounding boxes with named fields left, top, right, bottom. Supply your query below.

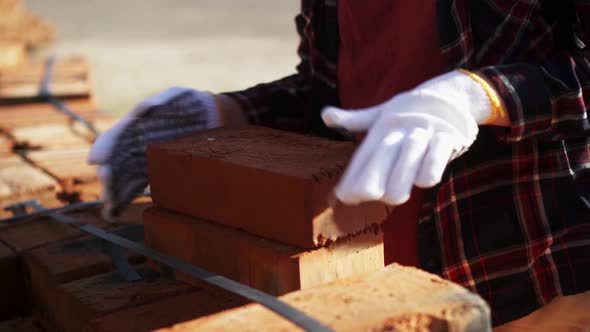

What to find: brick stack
left=145, top=126, right=392, bottom=295
left=143, top=126, right=493, bottom=331
left=0, top=55, right=115, bottom=218
left=0, top=198, right=247, bottom=332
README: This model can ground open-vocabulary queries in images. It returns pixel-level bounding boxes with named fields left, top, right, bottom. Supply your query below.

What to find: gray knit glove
left=88, top=87, right=220, bottom=219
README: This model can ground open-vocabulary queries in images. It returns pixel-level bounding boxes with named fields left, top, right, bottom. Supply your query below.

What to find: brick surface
left=0, top=199, right=147, bottom=251
left=144, top=207, right=384, bottom=296
left=86, top=289, right=248, bottom=332
left=11, top=119, right=115, bottom=150
left=147, top=126, right=391, bottom=248
left=0, top=241, right=27, bottom=319
left=0, top=316, right=43, bottom=332
left=26, top=147, right=97, bottom=184
left=47, top=264, right=195, bottom=332
left=157, top=264, right=491, bottom=332
left=0, top=155, right=57, bottom=199
left=24, top=226, right=145, bottom=332
left=0, top=98, right=98, bottom=130
left=0, top=55, right=91, bottom=101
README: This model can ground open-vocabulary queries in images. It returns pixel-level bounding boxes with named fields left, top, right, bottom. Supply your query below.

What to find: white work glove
left=321, top=71, right=492, bottom=206
left=88, top=87, right=220, bottom=219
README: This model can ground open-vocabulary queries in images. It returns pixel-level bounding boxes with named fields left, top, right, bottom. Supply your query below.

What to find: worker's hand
left=321, top=71, right=494, bottom=206
left=88, top=87, right=220, bottom=219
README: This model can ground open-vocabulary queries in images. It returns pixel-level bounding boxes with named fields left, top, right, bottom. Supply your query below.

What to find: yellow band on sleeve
left=457, top=69, right=509, bottom=126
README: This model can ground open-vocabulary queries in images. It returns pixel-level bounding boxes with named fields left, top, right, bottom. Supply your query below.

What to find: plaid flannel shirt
left=226, top=0, right=590, bottom=326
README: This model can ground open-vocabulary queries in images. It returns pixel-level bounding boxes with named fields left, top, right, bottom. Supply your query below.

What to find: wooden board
left=157, top=264, right=491, bottom=332
left=145, top=207, right=384, bottom=296
left=148, top=126, right=391, bottom=248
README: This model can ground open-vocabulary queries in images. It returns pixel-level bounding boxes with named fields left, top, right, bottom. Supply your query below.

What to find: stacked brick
left=0, top=198, right=246, bottom=332
left=0, top=55, right=115, bottom=218
left=144, top=126, right=492, bottom=331
left=145, top=126, right=391, bottom=295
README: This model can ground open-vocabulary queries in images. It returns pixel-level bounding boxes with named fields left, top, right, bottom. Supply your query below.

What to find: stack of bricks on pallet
left=157, top=264, right=491, bottom=332
left=0, top=55, right=113, bottom=212
left=0, top=200, right=216, bottom=332
left=145, top=126, right=391, bottom=295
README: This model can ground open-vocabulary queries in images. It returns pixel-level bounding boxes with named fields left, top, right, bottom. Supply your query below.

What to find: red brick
left=0, top=241, right=27, bottom=319
left=11, top=119, right=116, bottom=150
left=0, top=200, right=150, bottom=253
left=156, top=264, right=491, bottom=332
left=86, top=289, right=247, bottom=332
left=46, top=264, right=195, bottom=332
left=25, top=147, right=97, bottom=184
left=0, top=98, right=99, bottom=130
left=0, top=316, right=43, bottom=332
left=0, top=155, right=57, bottom=200
left=147, top=126, right=391, bottom=248
left=144, top=207, right=384, bottom=296
left=23, top=227, right=145, bottom=331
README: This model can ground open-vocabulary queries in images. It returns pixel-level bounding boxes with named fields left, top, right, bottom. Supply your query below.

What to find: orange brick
left=46, top=264, right=195, bottom=332
left=25, top=147, right=97, bottom=184
left=86, top=289, right=248, bottom=332
left=147, top=126, right=391, bottom=248
left=11, top=119, right=116, bottom=150
left=157, top=264, right=491, bottom=332
left=144, top=207, right=384, bottom=296
left=0, top=241, right=27, bottom=319
left=0, top=200, right=150, bottom=253
left=0, top=98, right=98, bottom=130
left=24, top=226, right=146, bottom=328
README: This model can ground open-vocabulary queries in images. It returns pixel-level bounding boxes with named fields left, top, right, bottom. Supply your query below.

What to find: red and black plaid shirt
left=226, top=0, right=590, bottom=326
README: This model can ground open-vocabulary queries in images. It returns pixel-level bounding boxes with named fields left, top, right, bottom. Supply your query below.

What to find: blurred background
left=25, top=0, right=299, bottom=116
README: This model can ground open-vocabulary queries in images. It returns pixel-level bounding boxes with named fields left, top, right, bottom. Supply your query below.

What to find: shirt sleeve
left=222, top=13, right=312, bottom=133
left=478, top=2, right=590, bottom=143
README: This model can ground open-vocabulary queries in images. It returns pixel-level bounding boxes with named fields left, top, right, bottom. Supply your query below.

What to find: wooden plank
left=148, top=126, right=391, bottom=248
left=0, top=241, right=27, bottom=319
left=156, top=264, right=491, bottom=332
left=46, top=264, right=195, bottom=332
left=144, top=207, right=384, bottom=296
